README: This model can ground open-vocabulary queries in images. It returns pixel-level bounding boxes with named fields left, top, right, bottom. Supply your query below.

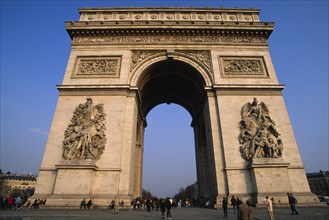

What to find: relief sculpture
left=224, top=59, right=263, bottom=73
left=62, top=98, right=107, bottom=161
left=77, top=59, right=118, bottom=75
left=238, top=98, right=283, bottom=160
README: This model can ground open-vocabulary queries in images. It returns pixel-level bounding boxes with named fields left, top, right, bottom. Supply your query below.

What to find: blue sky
left=1, top=0, right=328, bottom=198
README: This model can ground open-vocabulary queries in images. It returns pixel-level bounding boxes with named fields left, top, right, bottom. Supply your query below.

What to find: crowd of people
left=0, top=196, right=46, bottom=210
left=220, top=193, right=299, bottom=220
left=2, top=192, right=301, bottom=220
left=130, top=197, right=178, bottom=219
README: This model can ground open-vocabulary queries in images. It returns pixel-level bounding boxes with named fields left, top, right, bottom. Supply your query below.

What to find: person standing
left=146, top=199, right=151, bottom=212
left=115, top=196, right=120, bottom=213
left=264, top=196, right=275, bottom=220
left=246, top=200, right=253, bottom=220
left=222, top=197, right=228, bottom=218
left=237, top=199, right=249, bottom=220
left=231, top=195, right=237, bottom=214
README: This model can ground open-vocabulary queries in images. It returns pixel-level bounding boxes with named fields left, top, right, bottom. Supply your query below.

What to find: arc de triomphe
left=33, top=7, right=317, bottom=206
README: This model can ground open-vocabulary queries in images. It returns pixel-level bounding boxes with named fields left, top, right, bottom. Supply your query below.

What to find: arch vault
left=33, top=7, right=318, bottom=207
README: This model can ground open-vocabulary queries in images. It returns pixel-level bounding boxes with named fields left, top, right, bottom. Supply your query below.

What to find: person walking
left=288, top=193, right=299, bottom=215
left=222, top=197, right=228, bottom=218
left=14, top=196, right=22, bottom=210
left=264, top=196, right=275, bottom=220
left=160, top=198, right=166, bottom=219
left=231, top=195, right=237, bottom=214
left=166, top=198, right=172, bottom=219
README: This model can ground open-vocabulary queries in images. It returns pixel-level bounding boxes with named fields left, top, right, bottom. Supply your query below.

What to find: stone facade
left=33, top=7, right=318, bottom=207
left=307, top=171, right=329, bottom=197
left=0, top=173, right=37, bottom=198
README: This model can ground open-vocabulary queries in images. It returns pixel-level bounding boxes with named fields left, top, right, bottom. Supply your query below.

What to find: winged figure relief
left=239, top=98, right=283, bottom=160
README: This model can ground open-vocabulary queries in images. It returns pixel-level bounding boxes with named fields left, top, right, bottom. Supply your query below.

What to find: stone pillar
left=117, top=91, right=139, bottom=199
left=206, top=90, right=228, bottom=205
left=133, top=119, right=145, bottom=198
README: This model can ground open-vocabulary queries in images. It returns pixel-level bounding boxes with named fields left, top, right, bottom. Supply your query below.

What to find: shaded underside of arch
left=137, top=59, right=206, bottom=120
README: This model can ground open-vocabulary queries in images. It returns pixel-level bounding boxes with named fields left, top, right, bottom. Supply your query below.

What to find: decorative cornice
left=77, top=7, right=262, bottom=23
left=57, top=84, right=137, bottom=96
left=65, top=7, right=273, bottom=45
left=212, top=84, right=285, bottom=96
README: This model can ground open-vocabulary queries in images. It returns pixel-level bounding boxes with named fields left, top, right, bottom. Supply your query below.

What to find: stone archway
left=131, top=55, right=218, bottom=200
left=33, top=7, right=318, bottom=207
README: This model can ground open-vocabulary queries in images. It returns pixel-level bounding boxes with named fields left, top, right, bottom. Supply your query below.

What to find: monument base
left=33, top=160, right=135, bottom=208
left=248, top=158, right=319, bottom=205
left=42, top=194, right=134, bottom=208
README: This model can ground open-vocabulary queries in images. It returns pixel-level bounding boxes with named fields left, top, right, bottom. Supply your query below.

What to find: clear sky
left=1, top=0, right=328, bottom=198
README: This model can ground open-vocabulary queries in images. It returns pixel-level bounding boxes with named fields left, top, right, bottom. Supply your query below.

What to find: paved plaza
left=1, top=206, right=328, bottom=220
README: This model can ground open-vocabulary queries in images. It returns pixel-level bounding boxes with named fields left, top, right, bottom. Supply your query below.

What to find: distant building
left=306, top=170, right=329, bottom=197
left=0, top=172, right=37, bottom=198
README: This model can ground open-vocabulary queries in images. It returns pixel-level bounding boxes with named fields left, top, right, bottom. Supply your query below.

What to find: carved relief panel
left=219, top=56, right=268, bottom=78
left=72, top=56, right=121, bottom=78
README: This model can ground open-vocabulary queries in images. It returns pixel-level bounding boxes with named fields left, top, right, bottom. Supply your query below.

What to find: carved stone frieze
left=62, top=98, right=107, bottom=161
left=179, top=50, right=212, bottom=72
left=220, top=56, right=268, bottom=77
left=130, top=50, right=213, bottom=73
left=238, top=98, right=283, bottom=161
left=130, top=50, right=164, bottom=71
left=72, top=56, right=121, bottom=78
left=73, top=35, right=267, bottom=45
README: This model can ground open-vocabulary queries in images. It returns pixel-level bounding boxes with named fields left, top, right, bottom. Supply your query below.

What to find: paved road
left=1, top=206, right=328, bottom=220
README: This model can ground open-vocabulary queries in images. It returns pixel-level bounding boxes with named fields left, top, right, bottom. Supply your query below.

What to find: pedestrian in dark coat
left=222, top=197, right=228, bottom=218
left=288, top=193, right=299, bottom=215
left=231, top=195, right=237, bottom=214
left=166, top=198, right=172, bottom=219
left=160, top=199, right=166, bottom=219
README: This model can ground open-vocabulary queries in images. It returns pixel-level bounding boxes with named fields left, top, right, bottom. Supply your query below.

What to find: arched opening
left=137, top=59, right=206, bottom=120
left=136, top=59, right=209, bottom=198
left=143, top=104, right=196, bottom=198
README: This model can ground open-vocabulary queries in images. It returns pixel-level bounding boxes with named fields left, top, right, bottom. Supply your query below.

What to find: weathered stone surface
left=33, top=7, right=317, bottom=207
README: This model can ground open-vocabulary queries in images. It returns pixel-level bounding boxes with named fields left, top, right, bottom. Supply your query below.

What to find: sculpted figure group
left=62, top=98, right=107, bottom=161
left=239, top=98, right=283, bottom=160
